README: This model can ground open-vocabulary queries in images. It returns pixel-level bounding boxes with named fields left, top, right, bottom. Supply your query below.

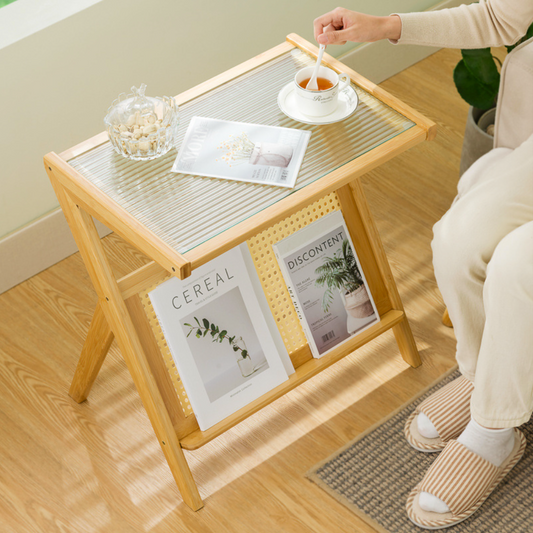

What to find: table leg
left=345, top=179, right=421, bottom=368
left=69, top=300, right=114, bottom=403
left=125, top=294, right=200, bottom=439
left=46, top=171, right=204, bottom=510
left=392, top=319, right=421, bottom=368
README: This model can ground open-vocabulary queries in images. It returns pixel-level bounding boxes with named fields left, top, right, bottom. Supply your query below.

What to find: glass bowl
left=104, top=85, right=179, bottom=161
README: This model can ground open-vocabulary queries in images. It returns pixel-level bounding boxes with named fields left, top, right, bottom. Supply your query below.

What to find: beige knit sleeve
left=393, top=0, right=533, bottom=49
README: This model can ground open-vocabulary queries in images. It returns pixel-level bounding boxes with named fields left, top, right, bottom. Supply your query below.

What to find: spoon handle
left=307, top=44, right=326, bottom=90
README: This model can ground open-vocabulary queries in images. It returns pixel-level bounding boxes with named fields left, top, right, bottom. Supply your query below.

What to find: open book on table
left=172, top=117, right=311, bottom=188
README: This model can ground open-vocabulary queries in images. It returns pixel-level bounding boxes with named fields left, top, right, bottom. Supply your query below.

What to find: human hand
left=313, top=7, right=401, bottom=45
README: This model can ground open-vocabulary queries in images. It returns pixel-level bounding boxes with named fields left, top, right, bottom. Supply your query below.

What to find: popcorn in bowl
left=104, top=84, right=179, bottom=161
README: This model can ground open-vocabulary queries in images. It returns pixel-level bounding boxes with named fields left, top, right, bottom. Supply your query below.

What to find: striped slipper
left=406, top=429, right=526, bottom=529
left=404, top=375, right=474, bottom=453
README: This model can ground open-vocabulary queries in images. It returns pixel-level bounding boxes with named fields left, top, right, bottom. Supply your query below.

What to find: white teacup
left=294, top=66, right=350, bottom=117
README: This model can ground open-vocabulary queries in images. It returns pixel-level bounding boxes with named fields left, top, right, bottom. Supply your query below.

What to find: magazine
left=272, top=210, right=380, bottom=359
left=171, top=117, right=311, bottom=188
left=148, top=243, right=294, bottom=431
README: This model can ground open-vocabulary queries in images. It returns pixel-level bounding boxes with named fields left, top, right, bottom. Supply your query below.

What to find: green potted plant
left=454, top=23, right=533, bottom=174
left=314, top=239, right=373, bottom=319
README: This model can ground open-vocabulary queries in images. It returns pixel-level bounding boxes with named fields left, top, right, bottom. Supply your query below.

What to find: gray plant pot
left=459, top=107, right=496, bottom=176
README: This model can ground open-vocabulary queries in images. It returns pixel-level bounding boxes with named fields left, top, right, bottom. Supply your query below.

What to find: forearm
left=381, top=15, right=402, bottom=42
left=352, top=13, right=403, bottom=42
left=395, top=0, right=533, bottom=49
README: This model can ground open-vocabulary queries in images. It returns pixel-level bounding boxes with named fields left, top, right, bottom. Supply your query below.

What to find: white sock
left=417, top=412, right=440, bottom=439
left=419, top=419, right=515, bottom=514
left=457, top=419, right=514, bottom=467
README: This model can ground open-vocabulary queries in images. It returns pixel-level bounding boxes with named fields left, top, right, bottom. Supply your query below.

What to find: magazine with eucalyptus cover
left=148, top=244, right=294, bottom=431
left=171, top=116, right=311, bottom=188
left=272, top=210, right=379, bottom=358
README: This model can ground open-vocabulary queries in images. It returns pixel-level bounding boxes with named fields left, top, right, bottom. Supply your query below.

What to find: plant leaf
left=454, top=52, right=499, bottom=109
left=523, top=21, right=533, bottom=43
left=462, top=49, right=500, bottom=87
left=202, top=318, right=210, bottom=330
left=453, top=59, right=498, bottom=109
left=232, top=346, right=239, bottom=352
left=241, top=350, right=248, bottom=358
left=322, top=287, right=333, bottom=312
left=219, top=330, right=227, bottom=339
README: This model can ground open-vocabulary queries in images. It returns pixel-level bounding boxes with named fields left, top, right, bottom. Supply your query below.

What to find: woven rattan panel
left=139, top=192, right=341, bottom=417
left=246, top=192, right=341, bottom=355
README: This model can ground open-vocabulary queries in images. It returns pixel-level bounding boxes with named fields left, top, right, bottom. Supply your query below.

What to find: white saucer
left=277, top=82, right=359, bottom=125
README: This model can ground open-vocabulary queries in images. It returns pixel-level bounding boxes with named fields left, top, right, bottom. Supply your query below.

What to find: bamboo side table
left=44, top=34, right=436, bottom=511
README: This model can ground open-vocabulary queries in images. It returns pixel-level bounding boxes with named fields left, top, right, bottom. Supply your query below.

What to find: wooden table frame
left=44, top=34, right=435, bottom=511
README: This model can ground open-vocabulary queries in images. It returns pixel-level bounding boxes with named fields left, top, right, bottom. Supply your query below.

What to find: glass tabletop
left=68, top=47, right=415, bottom=255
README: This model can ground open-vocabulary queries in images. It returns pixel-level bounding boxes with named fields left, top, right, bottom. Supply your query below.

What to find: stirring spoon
left=306, top=44, right=326, bottom=90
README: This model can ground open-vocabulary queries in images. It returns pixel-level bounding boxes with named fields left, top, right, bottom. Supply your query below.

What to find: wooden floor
left=1, top=48, right=472, bottom=532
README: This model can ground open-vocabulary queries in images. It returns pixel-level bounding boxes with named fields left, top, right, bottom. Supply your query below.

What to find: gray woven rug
left=307, top=368, right=532, bottom=532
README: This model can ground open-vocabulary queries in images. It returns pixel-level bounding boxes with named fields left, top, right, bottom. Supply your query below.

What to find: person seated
left=314, top=2, right=533, bottom=528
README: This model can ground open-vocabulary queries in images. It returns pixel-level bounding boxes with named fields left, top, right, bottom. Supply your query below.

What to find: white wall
left=0, top=0, right=440, bottom=241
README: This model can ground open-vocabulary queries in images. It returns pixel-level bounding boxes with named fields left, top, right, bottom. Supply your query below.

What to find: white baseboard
left=0, top=208, right=111, bottom=294
left=338, top=0, right=469, bottom=84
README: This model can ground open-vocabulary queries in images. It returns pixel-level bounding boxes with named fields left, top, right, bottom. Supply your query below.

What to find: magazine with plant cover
left=272, top=210, right=380, bottom=359
left=171, top=116, right=311, bottom=188
left=148, top=243, right=293, bottom=431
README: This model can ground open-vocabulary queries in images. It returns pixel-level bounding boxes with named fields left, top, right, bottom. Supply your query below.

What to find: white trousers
left=432, top=136, right=533, bottom=428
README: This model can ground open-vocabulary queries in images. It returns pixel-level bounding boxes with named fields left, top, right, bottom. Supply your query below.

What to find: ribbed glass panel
left=69, top=49, right=414, bottom=254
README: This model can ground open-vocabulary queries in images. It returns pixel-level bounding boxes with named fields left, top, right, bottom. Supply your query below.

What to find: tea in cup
left=294, top=66, right=350, bottom=117
left=298, top=77, right=334, bottom=91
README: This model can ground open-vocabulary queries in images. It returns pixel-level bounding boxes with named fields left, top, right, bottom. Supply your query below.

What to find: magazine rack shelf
left=44, top=34, right=436, bottom=511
